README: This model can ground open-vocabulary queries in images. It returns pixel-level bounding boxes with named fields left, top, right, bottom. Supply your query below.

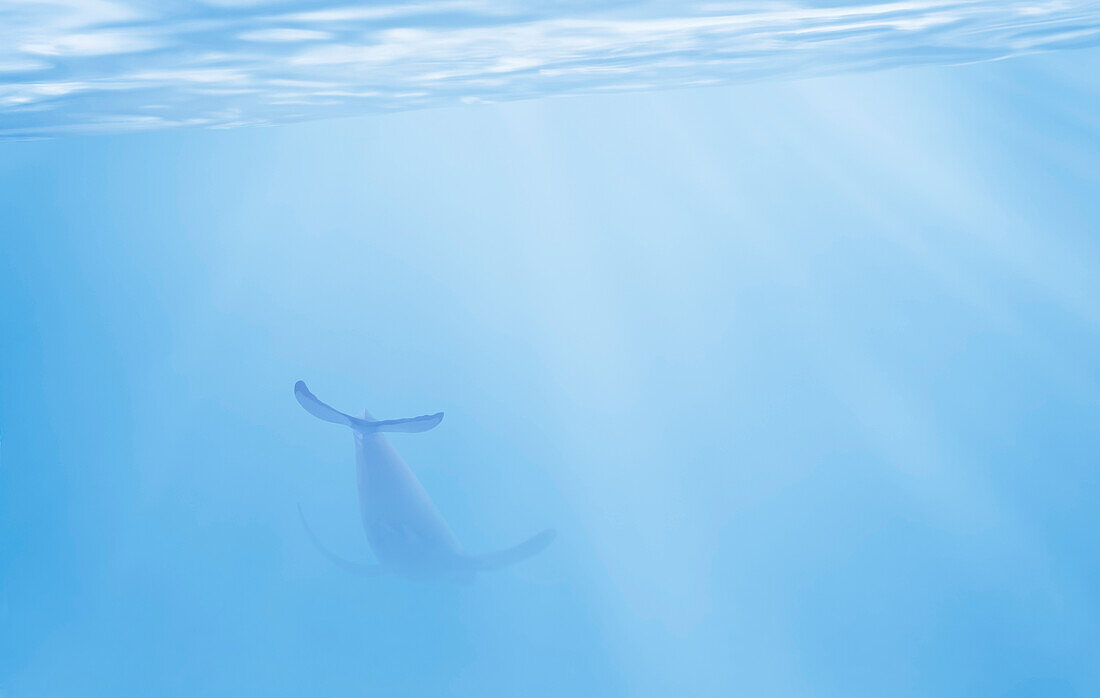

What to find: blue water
left=3, top=27, right=1100, bottom=698
left=3, top=0, right=1100, bottom=137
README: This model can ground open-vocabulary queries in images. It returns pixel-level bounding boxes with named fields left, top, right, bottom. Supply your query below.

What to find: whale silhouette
left=294, top=381, right=555, bottom=580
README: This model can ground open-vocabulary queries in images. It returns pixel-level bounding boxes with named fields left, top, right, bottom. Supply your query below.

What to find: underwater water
left=3, top=12, right=1100, bottom=696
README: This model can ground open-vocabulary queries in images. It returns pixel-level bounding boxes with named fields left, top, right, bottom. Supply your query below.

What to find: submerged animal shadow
left=294, top=381, right=555, bottom=581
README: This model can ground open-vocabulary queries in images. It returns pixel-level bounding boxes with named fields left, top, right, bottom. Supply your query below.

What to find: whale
left=294, top=381, right=555, bottom=580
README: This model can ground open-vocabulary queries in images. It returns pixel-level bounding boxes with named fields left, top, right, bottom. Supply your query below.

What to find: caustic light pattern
left=2, top=0, right=1099, bottom=137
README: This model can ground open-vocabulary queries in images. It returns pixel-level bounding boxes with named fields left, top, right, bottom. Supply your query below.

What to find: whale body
left=294, top=381, right=554, bottom=580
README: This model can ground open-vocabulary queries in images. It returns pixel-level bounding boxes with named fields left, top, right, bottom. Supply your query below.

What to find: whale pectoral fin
left=457, top=529, right=557, bottom=571
left=297, top=505, right=387, bottom=576
left=364, top=412, right=444, bottom=434
left=294, top=381, right=356, bottom=427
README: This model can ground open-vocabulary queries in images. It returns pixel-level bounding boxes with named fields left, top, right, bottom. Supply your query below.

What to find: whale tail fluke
left=294, top=381, right=443, bottom=434
left=459, top=529, right=557, bottom=571
left=367, top=412, right=445, bottom=434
